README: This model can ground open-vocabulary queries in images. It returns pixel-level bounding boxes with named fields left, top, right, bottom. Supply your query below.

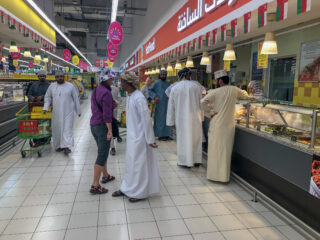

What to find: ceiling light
left=175, top=60, right=182, bottom=70
left=167, top=63, right=173, bottom=72
left=223, top=44, right=236, bottom=61
left=9, top=41, right=18, bottom=53
left=24, top=48, right=32, bottom=57
left=25, top=0, right=92, bottom=67
left=186, top=56, right=194, bottom=68
left=261, top=32, right=278, bottom=55
left=200, top=52, right=210, bottom=65
left=111, top=0, right=119, bottom=22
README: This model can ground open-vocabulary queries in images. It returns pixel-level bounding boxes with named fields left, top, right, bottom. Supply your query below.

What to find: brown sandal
left=129, top=198, right=141, bottom=203
left=101, top=175, right=115, bottom=184
left=112, top=190, right=124, bottom=197
left=90, top=185, right=108, bottom=194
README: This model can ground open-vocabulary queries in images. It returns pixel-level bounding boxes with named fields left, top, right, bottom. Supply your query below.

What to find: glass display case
left=235, top=101, right=320, bottom=151
left=0, top=83, right=26, bottom=107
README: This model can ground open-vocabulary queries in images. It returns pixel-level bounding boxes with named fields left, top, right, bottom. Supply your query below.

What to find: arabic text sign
left=224, top=60, right=230, bottom=71
left=257, top=43, right=268, bottom=69
left=63, top=49, right=72, bottom=61
left=146, top=38, right=156, bottom=55
left=177, top=0, right=237, bottom=32
left=108, top=55, right=117, bottom=63
left=108, top=42, right=119, bottom=56
left=108, top=21, right=123, bottom=45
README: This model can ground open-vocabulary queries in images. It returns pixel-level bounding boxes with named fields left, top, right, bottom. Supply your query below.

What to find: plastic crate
left=19, top=120, right=38, bottom=133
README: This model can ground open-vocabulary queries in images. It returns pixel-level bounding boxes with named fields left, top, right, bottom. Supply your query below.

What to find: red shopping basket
left=19, top=120, right=38, bottom=133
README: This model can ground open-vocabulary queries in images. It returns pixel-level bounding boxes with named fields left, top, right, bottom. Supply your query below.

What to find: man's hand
left=31, top=97, right=36, bottom=102
left=107, top=130, right=113, bottom=141
left=170, top=126, right=176, bottom=131
left=36, top=96, right=43, bottom=102
left=149, top=143, right=158, bottom=148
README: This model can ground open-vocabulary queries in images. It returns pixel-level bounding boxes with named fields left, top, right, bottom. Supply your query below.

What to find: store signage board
left=257, top=43, right=268, bottom=69
left=177, top=0, right=237, bottom=32
left=224, top=60, right=230, bottom=71
left=298, top=40, right=320, bottom=82
left=146, top=38, right=156, bottom=55
left=108, top=42, right=119, bottom=56
left=108, top=55, right=117, bottom=63
left=63, top=49, right=72, bottom=61
left=252, top=52, right=263, bottom=81
left=72, top=55, right=80, bottom=65
left=108, top=21, right=123, bottom=45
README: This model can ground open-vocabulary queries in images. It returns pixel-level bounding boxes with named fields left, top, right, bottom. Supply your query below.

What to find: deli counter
left=203, top=101, right=320, bottom=232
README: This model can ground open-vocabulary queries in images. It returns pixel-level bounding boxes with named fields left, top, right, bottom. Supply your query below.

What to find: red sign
left=95, top=59, right=108, bottom=67
left=63, top=49, right=71, bottom=61
left=11, top=51, right=21, bottom=60
left=28, top=62, right=34, bottom=68
left=108, top=42, right=119, bottom=56
left=78, top=61, right=84, bottom=69
left=108, top=21, right=123, bottom=45
left=108, top=55, right=117, bottom=63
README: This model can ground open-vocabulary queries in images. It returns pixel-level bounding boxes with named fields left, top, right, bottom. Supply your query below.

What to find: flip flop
left=112, top=190, right=124, bottom=197
left=101, top=175, right=115, bottom=184
left=129, top=198, right=141, bottom=203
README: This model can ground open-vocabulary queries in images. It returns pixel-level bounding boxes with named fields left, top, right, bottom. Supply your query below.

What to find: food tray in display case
left=235, top=101, right=320, bottom=152
left=0, top=84, right=26, bottom=107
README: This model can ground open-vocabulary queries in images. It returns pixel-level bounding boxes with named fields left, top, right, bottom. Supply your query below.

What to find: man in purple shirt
left=90, top=67, right=116, bottom=194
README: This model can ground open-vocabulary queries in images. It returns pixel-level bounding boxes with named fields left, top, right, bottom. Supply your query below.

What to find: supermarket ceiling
left=53, top=0, right=148, bottom=61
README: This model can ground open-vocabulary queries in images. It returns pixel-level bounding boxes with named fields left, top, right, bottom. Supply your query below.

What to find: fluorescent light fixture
left=186, top=56, right=194, bottom=68
left=223, top=44, right=236, bottom=61
left=261, top=32, right=278, bottom=55
left=9, top=41, right=18, bottom=53
left=111, top=0, right=119, bottom=22
left=25, top=0, right=92, bottom=67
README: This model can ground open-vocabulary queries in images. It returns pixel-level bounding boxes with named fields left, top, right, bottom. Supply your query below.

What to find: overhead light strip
left=111, top=0, right=119, bottom=22
left=41, top=49, right=80, bottom=69
left=24, top=0, right=92, bottom=67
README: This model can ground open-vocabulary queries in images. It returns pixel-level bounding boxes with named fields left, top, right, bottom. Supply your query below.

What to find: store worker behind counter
left=43, top=70, right=81, bottom=155
left=28, top=70, right=50, bottom=102
left=201, top=70, right=250, bottom=183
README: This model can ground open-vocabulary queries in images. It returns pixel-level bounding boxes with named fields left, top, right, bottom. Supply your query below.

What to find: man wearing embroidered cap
left=200, top=70, right=249, bottom=182
left=43, top=70, right=81, bottom=155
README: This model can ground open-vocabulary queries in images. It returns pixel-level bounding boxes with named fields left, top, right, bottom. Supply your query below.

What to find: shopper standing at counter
left=167, top=68, right=203, bottom=167
left=43, top=70, right=81, bottom=155
left=200, top=70, right=249, bottom=182
left=148, top=70, right=172, bottom=141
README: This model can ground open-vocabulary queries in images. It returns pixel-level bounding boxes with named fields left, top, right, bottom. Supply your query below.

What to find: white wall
left=115, top=0, right=187, bottom=68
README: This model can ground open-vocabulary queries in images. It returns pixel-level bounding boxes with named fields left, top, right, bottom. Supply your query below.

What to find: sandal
left=101, top=175, right=115, bottom=184
left=112, top=190, right=124, bottom=197
left=129, top=198, right=141, bottom=203
left=90, top=185, right=108, bottom=194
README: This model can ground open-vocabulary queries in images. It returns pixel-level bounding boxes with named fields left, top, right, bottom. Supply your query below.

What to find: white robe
left=200, top=86, right=248, bottom=182
left=167, top=80, right=203, bottom=167
left=44, top=82, right=81, bottom=149
left=111, top=85, right=120, bottom=120
left=120, top=90, right=160, bottom=199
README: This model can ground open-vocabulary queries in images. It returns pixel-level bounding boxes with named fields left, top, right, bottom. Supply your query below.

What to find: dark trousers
left=112, top=118, right=119, bottom=138
left=91, top=124, right=111, bottom=166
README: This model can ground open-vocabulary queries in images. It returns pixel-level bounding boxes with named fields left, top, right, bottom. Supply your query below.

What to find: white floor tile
left=216, top=191, right=242, bottom=202
left=172, top=194, right=197, bottom=206
left=100, top=199, right=125, bottom=212
left=22, top=195, right=51, bottom=206
left=13, top=205, right=46, bottom=219
left=128, top=221, right=160, bottom=239
left=98, top=225, right=129, bottom=240
left=149, top=196, right=175, bottom=207
left=201, top=203, right=231, bottom=216
left=43, top=203, right=73, bottom=217
left=184, top=217, right=218, bottom=234
left=277, top=225, right=307, bottom=240
left=72, top=201, right=99, bottom=214
left=157, top=219, right=189, bottom=237
left=32, top=230, right=65, bottom=240
left=193, top=232, right=225, bottom=240
left=224, top=201, right=256, bottom=214
left=166, top=186, right=190, bottom=195
left=222, top=229, right=257, bottom=240
left=193, top=192, right=220, bottom=204
left=0, top=208, right=18, bottom=220
left=250, top=227, right=288, bottom=240
left=210, top=215, right=246, bottom=231
left=152, top=206, right=181, bottom=221
left=162, top=235, right=193, bottom=240
left=68, top=213, right=98, bottom=229
left=177, top=205, right=207, bottom=218
left=126, top=208, right=154, bottom=223
left=0, top=233, right=32, bottom=240
left=0, top=196, right=25, bottom=207
left=4, top=218, right=40, bottom=234
left=124, top=199, right=150, bottom=210
left=65, top=227, right=97, bottom=240
left=98, top=211, right=127, bottom=226
left=236, top=212, right=271, bottom=228
left=36, top=215, right=70, bottom=232
left=50, top=193, right=76, bottom=204
left=0, top=220, right=9, bottom=233
left=187, top=185, right=211, bottom=194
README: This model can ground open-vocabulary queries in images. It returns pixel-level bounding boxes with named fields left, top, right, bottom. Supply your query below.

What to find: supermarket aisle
left=0, top=98, right=310, bottom=240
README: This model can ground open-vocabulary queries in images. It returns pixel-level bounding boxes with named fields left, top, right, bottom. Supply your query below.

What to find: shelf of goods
left=203, top=101, right=320, bottom=233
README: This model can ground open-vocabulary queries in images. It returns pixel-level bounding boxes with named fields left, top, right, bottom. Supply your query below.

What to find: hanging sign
left=108, top=55, right=117, bottom=63
left=224, top=60, right=231, bottom=71
left=257, top=43, right=268, bottom=69
left=65, top=66, right=69, bottom=72
left=34, top=59, right=40, bottom=65
left=63, top=49, right=71, bottom=61
left=13, top=60, right=18, bottom=67
left=108, top=21, right=123, bottom=45
left=28, top=62, right=34, bottom=68
left=78, top=61, right=85, bottom=69
left=108, top=42, right=119, bottom=56
left=107, top=59, right=114, bottom=69
left=16, top=65, right=20, bottom=70
left=72, top=55, right=79, bottom=65
left=83, top=64, right=87, bottom=71
left=11, top=51, right=21, bottom=60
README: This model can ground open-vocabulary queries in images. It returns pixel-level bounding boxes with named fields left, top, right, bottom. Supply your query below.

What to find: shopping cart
left=16, top=104, right=52, bottom=158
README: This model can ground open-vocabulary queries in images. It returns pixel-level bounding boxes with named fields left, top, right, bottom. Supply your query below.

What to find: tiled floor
left=0, top=97, right=311, bottom=240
